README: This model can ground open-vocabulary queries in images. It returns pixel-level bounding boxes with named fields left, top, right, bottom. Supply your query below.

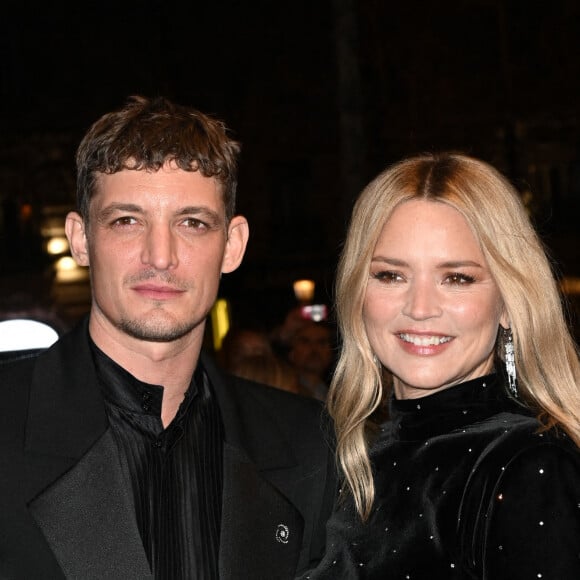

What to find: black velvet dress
left=300, top=374, right=580, bottom=579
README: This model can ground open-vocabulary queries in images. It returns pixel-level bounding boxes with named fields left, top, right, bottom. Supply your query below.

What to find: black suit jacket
left=0, top=319, right=337, bottom=579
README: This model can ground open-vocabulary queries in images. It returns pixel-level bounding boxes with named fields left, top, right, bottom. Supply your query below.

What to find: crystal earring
left=504, top=327, right=517, bottom=397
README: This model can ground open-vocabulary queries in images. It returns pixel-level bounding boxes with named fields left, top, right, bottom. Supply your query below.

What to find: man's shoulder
left=203, top=354, right=335, bottom=456
left=222, top=371, right=333, bottom=437
left=0, top=353, right=41, bottom=447
left=229, top=372, right=324, bottom=409
left=0, top=350, right=40, bottom=385
left=202, top=351, right=324, bottom=413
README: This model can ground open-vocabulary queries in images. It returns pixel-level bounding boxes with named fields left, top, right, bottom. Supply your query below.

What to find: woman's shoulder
left=459, top=421, right=580, bottom=578
left=494, top=425, right=580, bottom=492
left=458, top=414, right=580, bottom=521
left=460, top=417, right=580, bottom=529
left=474, top=412, right=580, bottom=473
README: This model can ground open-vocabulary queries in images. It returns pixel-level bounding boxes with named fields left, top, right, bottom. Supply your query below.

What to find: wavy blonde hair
left=328, top=152, right=580, bottom=519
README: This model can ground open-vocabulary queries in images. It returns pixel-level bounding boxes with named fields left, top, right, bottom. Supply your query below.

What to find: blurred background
left=1, top=0, right=579, bottom=344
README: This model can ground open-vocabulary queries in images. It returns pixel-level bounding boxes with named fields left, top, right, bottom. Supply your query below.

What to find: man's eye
left=444, top=273, right=476, bottom=285
left=183, top=218, right=208, bottom=230
left=373, top=270, right=404, bottom=283
left=112, top=216, right=137, bottom=226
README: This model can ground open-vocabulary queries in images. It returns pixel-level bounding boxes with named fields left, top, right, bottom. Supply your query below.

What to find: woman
left=301, top=153, right=580, bottom=579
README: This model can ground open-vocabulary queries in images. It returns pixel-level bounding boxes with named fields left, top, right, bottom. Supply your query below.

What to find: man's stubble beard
left=114, top=271, right=201, bottom=342
left=117, top=312, right=200, bottom=343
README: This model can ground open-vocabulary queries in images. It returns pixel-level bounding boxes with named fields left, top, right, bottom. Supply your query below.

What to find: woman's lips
left=397, top=332, right=454, bottom=355
left=398, top=333, right=453, bottom=346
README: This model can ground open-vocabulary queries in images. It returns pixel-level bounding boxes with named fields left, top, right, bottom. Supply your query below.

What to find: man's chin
left=117, top=319, right=197, bottom=343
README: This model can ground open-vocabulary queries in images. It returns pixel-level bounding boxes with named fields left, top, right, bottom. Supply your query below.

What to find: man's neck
left=89, top=318, right=203, bottom=427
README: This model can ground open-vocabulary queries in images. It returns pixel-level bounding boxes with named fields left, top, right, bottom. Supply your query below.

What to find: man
left=288, top=321, right=334, bottom=401
left=0, top=96, right=336, bottom=579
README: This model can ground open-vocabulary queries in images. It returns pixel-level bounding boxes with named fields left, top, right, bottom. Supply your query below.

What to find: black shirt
left=91, top=342, right=224, bottom=579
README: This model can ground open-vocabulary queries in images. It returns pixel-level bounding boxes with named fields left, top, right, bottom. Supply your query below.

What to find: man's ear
left=221, top=216, right=249, bottom=274
left=65, top=212, right=90, bottom=267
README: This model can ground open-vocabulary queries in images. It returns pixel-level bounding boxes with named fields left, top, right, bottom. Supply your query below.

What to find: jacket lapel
left=28, top=430, right=152, bottom=579
left=202, top=354, right=307, bottom=578
left=23, top=319, right=151, bottom=578
left=219, top=442, right=304, bottom=579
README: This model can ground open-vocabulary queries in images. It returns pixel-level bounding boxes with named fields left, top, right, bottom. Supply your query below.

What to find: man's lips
left=132, top=284, right=185, bottom=299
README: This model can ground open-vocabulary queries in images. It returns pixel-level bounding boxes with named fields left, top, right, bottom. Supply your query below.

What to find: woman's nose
left=402, top=279, right=442, bottom=320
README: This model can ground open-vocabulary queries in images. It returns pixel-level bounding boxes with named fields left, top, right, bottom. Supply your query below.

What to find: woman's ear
left=499, top=302, right=510, bottom=331
left=65, top=212, right=90, bottom=267
left=221, top=216, right=249, bottom=274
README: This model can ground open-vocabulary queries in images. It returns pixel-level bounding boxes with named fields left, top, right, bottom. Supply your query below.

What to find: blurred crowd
left=217, top=305, right=337, bottom=401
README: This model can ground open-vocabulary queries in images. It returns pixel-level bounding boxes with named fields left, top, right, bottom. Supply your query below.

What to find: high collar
left=386, top=374, right=522, bottom=442
left=90, top=339, right=200, bottom=436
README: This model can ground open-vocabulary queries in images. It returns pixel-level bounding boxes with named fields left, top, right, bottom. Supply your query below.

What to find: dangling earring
left=503, top=327, right=517, bottom=397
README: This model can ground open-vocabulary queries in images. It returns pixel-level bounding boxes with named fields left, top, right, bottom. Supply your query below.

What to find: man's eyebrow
left=177, top=206, right=221, bottom=217
left=177, top=206, right=225, bottom=226
left=96, top=203, right=142, bottom=220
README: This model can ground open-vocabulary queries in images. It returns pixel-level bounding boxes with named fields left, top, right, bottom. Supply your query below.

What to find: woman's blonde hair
left=328, top=152, right=580, bottom=519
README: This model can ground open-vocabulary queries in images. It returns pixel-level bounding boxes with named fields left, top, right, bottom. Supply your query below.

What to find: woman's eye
left=444, top=273, right=476, bottom=285
left=373, top=270, right=404, bottom=283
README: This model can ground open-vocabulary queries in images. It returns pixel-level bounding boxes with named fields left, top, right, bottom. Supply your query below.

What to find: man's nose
left=141, top=224, right=178, bottom=270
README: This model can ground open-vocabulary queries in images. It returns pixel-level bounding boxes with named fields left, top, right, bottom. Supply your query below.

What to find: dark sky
left=3, top=1, right=578, bottom=134
left=2, top=1, right=336, bottom=131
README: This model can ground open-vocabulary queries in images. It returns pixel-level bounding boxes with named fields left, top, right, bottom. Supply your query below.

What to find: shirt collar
left=89, top=338, right=199, bottom=422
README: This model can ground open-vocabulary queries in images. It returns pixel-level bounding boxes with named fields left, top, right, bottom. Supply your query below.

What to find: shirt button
left=142, top=392, right=151, bottom=411
left=153, top=439, right=162, bottom=448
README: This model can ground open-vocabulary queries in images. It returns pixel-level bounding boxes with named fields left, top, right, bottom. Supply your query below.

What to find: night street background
left=1, top=0, right=579, bottom=334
